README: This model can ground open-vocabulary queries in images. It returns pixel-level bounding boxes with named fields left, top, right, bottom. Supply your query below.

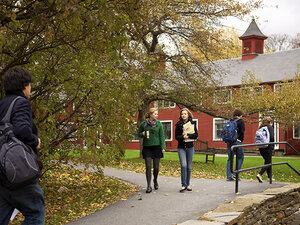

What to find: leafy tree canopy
left=0, top=0, right=153, bottom=170
left=0, top=0, right=262, bottom=165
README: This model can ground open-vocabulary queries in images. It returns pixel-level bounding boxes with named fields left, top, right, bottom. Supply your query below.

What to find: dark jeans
left=0, top=181, right=45, bottom=225
left=259, top=146, right=273, bottom=178
left=227, top=140, right=244, bottom=179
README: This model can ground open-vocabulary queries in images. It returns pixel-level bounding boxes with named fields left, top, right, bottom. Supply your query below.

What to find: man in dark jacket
left=226, top=109, right=245, bottom=181
left=0, top=68, right=45, bottom=224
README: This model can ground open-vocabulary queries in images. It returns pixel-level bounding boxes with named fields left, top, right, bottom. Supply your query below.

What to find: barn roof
left=212, top=47, right=300, bottom=86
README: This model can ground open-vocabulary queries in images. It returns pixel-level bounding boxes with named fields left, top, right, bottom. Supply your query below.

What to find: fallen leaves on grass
left=9, top=165, right=139, bottom=225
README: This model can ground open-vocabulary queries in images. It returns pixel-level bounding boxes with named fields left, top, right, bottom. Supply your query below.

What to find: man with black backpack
left=223, top=109, right=245, bottom=181
left=0, top=68, right=45, bottom=224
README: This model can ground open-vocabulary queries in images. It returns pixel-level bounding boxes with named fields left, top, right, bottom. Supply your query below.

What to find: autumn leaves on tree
left=2, top=0, right=298, bottom=168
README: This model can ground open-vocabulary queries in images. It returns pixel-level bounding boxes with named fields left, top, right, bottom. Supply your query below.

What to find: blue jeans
left=0, top=182, right=45, bottom=225
left=178, top=147, right=194, bottom=187
left=226, top=140, right=244, bottom=179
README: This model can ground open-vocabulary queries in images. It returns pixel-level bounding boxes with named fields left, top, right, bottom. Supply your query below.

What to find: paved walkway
left=66, top=166, right=288, bottom=225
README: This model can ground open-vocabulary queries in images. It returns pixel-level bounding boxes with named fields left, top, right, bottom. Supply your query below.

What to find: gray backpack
left=0, top=97, right=41, bottom=190
left=255, top=126, right=270, bottom=148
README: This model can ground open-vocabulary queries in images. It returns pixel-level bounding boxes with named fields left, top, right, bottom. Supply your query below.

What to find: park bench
left=193, top=139, right=215, bottom=163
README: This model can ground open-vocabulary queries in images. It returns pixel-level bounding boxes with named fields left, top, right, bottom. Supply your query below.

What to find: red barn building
left=126, top=20, right=300, bottom=155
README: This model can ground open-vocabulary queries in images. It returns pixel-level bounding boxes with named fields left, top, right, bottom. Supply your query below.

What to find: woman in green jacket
left=138, top=108, right=166, bottom=193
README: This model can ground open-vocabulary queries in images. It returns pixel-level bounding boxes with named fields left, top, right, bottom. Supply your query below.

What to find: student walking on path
left=175, top=108, right=198, bottom=192
left=138, top=108, right=166, bottom=193
left=0, top=68, right=45, bottom=225
left=256, top=117, right=274, bottom=183
left=225, top=109, right=245, bottom=181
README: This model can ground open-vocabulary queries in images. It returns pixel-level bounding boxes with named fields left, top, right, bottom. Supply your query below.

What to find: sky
left=223, top=0, right=300, bottom=37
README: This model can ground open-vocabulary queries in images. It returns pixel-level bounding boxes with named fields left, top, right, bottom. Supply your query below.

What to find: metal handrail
left=230, top=141, right=300, bottom=193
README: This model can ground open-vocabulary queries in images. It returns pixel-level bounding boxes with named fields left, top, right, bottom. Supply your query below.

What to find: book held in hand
left=183, top=121, right=195, bottom=142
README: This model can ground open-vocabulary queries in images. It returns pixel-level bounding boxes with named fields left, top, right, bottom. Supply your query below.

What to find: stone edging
left=199, top=183, right=300, bottom=225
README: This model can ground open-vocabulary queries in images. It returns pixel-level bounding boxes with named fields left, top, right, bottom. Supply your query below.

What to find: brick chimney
left=239, top=19, right=268, bottom=61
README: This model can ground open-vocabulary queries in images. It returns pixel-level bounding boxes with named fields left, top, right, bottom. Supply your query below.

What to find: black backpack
left=0, top=96, right=41, bottom=190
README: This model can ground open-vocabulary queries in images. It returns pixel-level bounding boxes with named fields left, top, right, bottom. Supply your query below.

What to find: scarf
left=144, top=119, right=157, bottom=131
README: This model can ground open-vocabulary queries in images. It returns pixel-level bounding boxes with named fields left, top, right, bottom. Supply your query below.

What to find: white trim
left=214, top=89, right=232, bottom=104
left=273, top=119, right=280, bottom=149
left=293, top=123, right=300, bottom=139
left=192, top=119, right=199, bottom=133
left=274, top=83, right=283, bottom=92
left=154, top=100, right=176, bottom=109
left=131, top=120, right=174, bottom=142
left=213, top=118, right=228, bottom=141
left=240, top=85, right=263, bottom=95
left=160, top=120, right=173, bottom=141
left=131, top=122, right=139, bottom=142
left=259, top=113, right=279, bottom=149
left=274, top=82, right=292, bottom=93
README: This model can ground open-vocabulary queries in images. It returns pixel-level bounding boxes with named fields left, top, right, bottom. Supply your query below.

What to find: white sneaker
left=256, top=174, right=263, bottom=183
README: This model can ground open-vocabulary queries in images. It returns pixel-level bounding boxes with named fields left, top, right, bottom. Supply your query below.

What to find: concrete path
left=66, top=167, right=288, bottom=225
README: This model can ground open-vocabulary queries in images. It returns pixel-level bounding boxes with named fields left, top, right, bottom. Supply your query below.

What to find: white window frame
left=241, top=86, right=263, bottom=95
left=293, top=123, right=300, bottom=139
left=214, top=89, right=232, bottom=104
left=274, top=83, right=284, bottom=92
left=131, top=122, right=140, bottom=142
left=192, top=119, right=199, bottom=135
left=58, top=122, right=77, bottom=142
left=154, top=100, right=176, bottom=109
left=274, top=82, right=292, bottom=93
left=161, top=120, right=173, bottom=141
left=273, top=118, right=280, bottom=149
left=131, top=120, right=173, bottom=142
left=213, top=118, right=228, bottom=141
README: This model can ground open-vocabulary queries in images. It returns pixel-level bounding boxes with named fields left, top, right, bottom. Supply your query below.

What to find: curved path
left=67, top=167, right=287, bottom=225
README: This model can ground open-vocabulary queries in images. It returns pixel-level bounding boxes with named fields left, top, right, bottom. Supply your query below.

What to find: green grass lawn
left=109, top=149, right=300, bottom=183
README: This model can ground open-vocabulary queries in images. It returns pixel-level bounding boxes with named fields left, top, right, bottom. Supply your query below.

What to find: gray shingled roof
left=239, top=19, right=267, bottom=38
left=212, top=48, right=300, bottom=86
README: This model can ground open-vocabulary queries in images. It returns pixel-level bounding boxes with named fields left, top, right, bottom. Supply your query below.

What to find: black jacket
left=0, top=91, right=39, bottom=152
left=266, top=125, right=274, bottom=142
left=266, top=124, right=275, bottom=149
left=230, top=118, right=245, bottom=142
left=175, top=119, right=198, bottom=149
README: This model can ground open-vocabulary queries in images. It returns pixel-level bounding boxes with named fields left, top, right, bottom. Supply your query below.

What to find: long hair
left=259, top=116, right=273, bottom=129
left=179, top=107, right=194, bottom=121
left=145, top=108, right=158, bottom=119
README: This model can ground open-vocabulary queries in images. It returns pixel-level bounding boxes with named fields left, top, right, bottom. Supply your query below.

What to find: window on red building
left=154, top=100, right=176, bottom=109
left=293, top=123, right=300, bottom=139
left=213, top=118, right=228, bottom=141
left=241, top=86, right=262, bottom=96
left=131, top=121, right=172, bottom=141
left=214, top=89, right=232, bottom=104
left=161, top=120, right=172, bottom=140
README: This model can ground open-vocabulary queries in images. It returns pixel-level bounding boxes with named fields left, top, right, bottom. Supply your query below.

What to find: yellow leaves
left=16, top=165, right=139, bottom=225
left=229, top=71, right=300, bottom=127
